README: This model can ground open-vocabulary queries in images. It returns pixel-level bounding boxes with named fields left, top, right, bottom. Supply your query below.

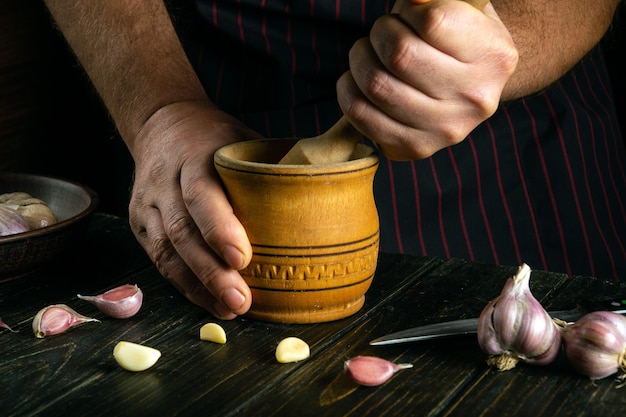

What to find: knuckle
left=498, top=44, right=520, bottom=76
left=466, top=87, right=501, bottom=119
left=362, top=67, right=395, bottom=105
left=384, top=34, right=417, bottom=76
left=164, top=213, right=195, bottom=246
left=180, top=176, right=205, bottom=208
left=151, top=232, right=173, bottom=268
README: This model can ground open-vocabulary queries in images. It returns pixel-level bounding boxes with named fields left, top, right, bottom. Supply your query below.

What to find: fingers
left=390, top=1, right=512, bottom=65
left=180, top=165, right=252, bottom=271
left=337, top=0, right=517, bottom=160
left=130, top=196, right=252, bottom=319
left=127, top=101, right=260, bottom=319
left=128, top=162, right=253, bottom=319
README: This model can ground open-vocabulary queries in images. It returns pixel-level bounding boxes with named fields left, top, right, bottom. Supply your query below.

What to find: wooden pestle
left=278, top=0, right=490, bottom=165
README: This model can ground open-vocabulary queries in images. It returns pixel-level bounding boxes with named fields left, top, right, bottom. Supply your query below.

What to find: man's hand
left=128, top=100, right=263, bottom=319
left=337, top=0, right=518, bottom=160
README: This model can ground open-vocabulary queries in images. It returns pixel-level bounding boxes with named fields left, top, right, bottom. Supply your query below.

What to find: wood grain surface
left=1, top=213, right=625, bottom=417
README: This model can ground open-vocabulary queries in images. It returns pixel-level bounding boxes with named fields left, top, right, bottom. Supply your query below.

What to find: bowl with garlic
left=0, top=172, right=98, bottom=280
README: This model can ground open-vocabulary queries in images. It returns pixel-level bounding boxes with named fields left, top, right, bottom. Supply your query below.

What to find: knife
left=369, top=303, right=626, bottom=346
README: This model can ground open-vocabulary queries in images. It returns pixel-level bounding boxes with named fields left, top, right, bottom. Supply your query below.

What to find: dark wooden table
left=2, top=213, right=626, bottom=417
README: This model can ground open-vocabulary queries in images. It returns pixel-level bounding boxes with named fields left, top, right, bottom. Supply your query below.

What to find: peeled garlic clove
left=77, top=284, right=143, bottom=319
left=275, top=337, right=310, bottom=363
left=477, top=263, right=561, bottom=371
left=0, top=205, right=29, bottom=236
left=32, top=304, right=100, bottom=338
left=200, top=322, right=227, bottom=344
left=344, top=355, right=413, bottom=386
left=113, top=341, right=161, bottom=372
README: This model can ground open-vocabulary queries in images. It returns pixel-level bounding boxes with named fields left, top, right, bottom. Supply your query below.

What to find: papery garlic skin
left=77, top=284, right=143, bottom=319
left=560, top=311, right=626, bottom=380
left=0, top=205, right=29, bottom=237
left=477, top=263, right=561, bottom=370
left=0, top=192, right=57, bottom=230
left=32, top=304, right=100, bottom=338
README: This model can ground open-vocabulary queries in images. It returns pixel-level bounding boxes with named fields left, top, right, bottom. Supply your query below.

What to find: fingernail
left=222, top=287, right=246, bottom=311
left=222, top=245, right=246, bottom=270
left=212, top=301, right=236, bottom=320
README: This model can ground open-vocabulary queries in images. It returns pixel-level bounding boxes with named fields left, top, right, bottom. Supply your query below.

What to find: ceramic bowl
left=0, top=173, right=99, bottom=280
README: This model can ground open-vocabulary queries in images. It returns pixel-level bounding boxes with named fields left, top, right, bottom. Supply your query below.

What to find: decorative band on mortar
left=241, top=242, right=379, bottom=281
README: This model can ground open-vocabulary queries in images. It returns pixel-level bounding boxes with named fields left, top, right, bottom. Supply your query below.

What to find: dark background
left=1, top=0, right=624, bottom=217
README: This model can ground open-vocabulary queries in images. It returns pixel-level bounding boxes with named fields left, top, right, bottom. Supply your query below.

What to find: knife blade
left=369, top=306, right=626, bottom=346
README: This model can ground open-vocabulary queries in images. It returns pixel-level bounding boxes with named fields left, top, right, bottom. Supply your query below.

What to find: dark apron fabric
left=184, top=0, right=626, bottom=280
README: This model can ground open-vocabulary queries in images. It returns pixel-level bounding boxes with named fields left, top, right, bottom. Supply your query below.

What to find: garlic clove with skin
left=344, top=356, right=413, bottom=386
left=0, top=192, right=57, bottom=230
left=77, top=284, right=143, bottom=319
left=477, top=263, right=561, bottom=371
left=559, top=311, right=626, bottom=380
left=32, top=304, right=99, bottom=338
left=14, top=198, right=57, bottom=229
left=0, top=317, right=17, bottom=333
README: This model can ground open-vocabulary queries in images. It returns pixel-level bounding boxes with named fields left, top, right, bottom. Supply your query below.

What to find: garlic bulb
left=32, top=304, right=100, bottom=338
left=77, top=284, right=143, bottom=319
left=477, top=263, right=561, bottom=370
left=0, top=205, right=29, bottom=237
left=0, top=192, right=57, bottom=230
left=560, top=311, right=626, bottom=380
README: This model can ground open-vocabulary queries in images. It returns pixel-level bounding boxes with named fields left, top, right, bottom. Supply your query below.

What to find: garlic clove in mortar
left=77, top=284, right=143, bottom=319
left=344, top=355, right=413, bottom=386
left=477, top=263, right=561, bottom=371
left=32, top=304, right=100, bottom=338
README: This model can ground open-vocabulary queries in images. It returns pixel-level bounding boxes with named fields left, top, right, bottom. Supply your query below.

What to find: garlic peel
left=0, top=205, right=29, bottom=237
left=32, top=304, right=99, bottom=338
left=0, top=317, right=17, bottom=333
left=77, top=284, right=143, bottom=319
left=113, top=341, right=161, bottom=372
left=344, top=356, right=413, bottom=386
left=0, top=192, right=57, bottom=230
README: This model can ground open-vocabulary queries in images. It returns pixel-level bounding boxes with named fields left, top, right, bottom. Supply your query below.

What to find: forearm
left=43, top=0, right=209, bottom=149
left=494, top=0, right=621, bottom=100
